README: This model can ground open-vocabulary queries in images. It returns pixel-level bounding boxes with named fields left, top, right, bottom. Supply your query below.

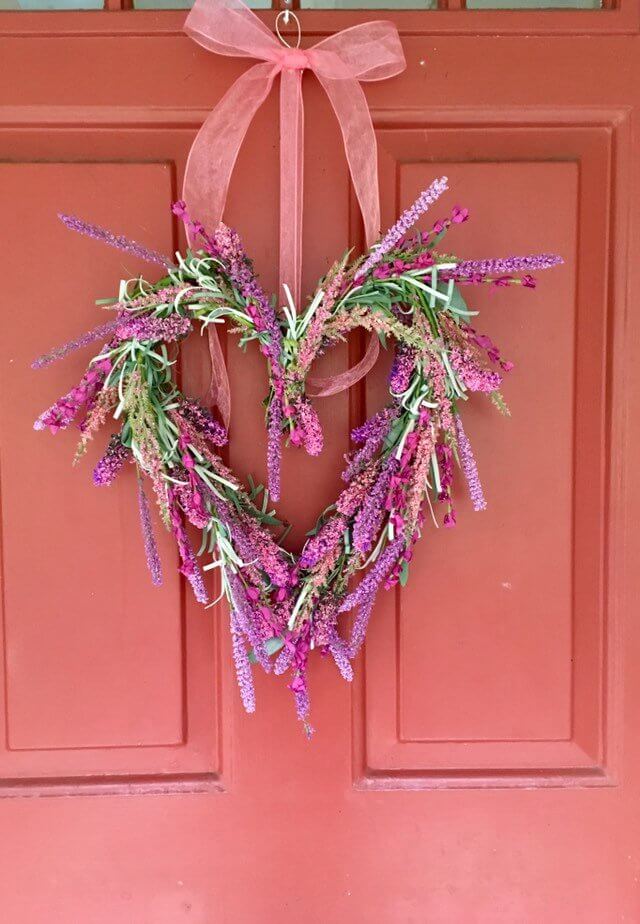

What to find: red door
left=1, top=2, right=639, bottom=921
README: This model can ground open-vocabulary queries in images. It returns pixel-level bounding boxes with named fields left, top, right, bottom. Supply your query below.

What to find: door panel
left=0, top=162, right=222, bottom=790
left=0, top=7, right=638, bottom=922
left=360, top=125, right=620, bottom=784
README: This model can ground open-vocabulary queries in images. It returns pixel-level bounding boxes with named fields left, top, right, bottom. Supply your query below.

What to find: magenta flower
left=168, top=488, right=208, bottom=604
left=34, top=358, right=111, bottom=433
left=450, top=349, right=502, bottom=393
left=300, top=515, right=346, bottom=570
left=451, top=205, right=470, bottom=224
left=93, top=434, right=131, bottom=486
left=389, top=345, right=416, bottom=394
left=175, top=399, right=227, bottom=447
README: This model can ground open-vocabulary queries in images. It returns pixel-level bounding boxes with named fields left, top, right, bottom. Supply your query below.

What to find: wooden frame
left=0, top=0, right=638, bottom=37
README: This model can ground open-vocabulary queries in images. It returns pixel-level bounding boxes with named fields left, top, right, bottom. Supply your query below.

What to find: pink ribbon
left=307, top=330, right=380, bottom=398
left=184, top=0, right=405, bottom=305
left=183, top=0, right=405, bottom=421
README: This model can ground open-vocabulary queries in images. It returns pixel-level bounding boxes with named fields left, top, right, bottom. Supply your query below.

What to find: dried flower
left=59, top=214, right=173, bottom=267
left=357, top=176, right=449, bottom=279
left=353, top=457, right=400, bottom=554
left=175, top=399, right=227, bottom=447
left=300, top=515, right=346, bottom=570
left=116, top=315, right=191, bottom=343
left=32, top=320, right=119, bottom=370
left=137, top=476, right=163, bottom=586
left=93, top=434, right=132, bottom=486
left=455, top=415, right=487, bottom=512
left=34, top=357, right=111, bottom=433
left=230, top=614, right=256, bottom=713
left=452, top=253, right=563, bottom=280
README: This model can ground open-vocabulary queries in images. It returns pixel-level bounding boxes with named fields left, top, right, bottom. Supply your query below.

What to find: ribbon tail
left=316, top=73, right=380, bottom=249
left=279, top=68, right=304, bottom=310
left=182, top=62, right=277, bottom=241
left=308, top=332, right=380, bottom=398
left=207, top=324, right=231, bottom=430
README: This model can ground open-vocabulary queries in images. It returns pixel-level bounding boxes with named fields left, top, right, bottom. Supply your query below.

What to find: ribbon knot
left=183, top=0, right=406, bottom=308
left=278, top=47, right=309, bottom=71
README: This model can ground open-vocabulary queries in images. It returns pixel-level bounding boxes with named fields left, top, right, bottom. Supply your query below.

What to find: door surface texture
left=1, top=1, right=639, bottom=921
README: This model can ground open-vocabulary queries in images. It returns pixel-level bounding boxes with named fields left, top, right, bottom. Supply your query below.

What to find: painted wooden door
left=1, top=2, right=639, bottom=921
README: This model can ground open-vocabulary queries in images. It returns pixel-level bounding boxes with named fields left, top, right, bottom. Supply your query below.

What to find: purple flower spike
left=340, top=537, right=405, bottom=615
left=455, top=416, right=487, bottom=512
left=267, top=402, right=282, bottom=503
left=230, top=615, right=256, bottom=714
left=32, top=320, right=119, bottom=370
left=357, top=176, right=449, bottom=279
left=452, top=253, right=563, bottom=279
left=344, top=539, right=405, bottom=657
left=227, top=572, right=271, bottom=674
left=328, top=636, right=353, bottom=682
left=93, top=434, right=131, bottom=486
left=137, top=477, right=163, bottom=586
left=116, top=316, right=191, bottom=343
left=168, top=488, right=209, bottom=604
left=34, top=357, right=111, bottom=433
left=352, top=457, right=400, bottom=554
left=389, top=345, right=416, bottom=394
left=59, top=214, right=173, bottom=268
left=274, top=644, right=295, bottom=676
left=300, top=515, right=346, bottom=570
left=177, top=400, right=227, bottom=447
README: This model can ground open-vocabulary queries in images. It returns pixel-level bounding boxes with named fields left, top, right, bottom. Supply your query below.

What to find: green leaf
left=449, top=285, right=467, bottom=313
left=447, top=285, right=478, bottom=318
left=248, top=635, right=285, bottom=664
left=399, top=559, right=410, bottom=587
left=265, top=636, right=285, bottom=656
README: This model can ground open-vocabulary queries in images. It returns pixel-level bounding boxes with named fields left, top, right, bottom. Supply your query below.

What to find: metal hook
left=275, top=9, right=302, bottom=49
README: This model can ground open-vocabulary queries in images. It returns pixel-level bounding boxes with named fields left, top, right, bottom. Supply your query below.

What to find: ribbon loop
left=183, top=0, right=406, bottom=307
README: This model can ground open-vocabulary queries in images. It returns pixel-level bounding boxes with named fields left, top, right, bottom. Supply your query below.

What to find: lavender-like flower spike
left=227, top=572, right=271, bottom=673
left=59, top=214, right=173, bottom=268
left=230, top=615, right=256, bottom=713
left=116, top=315, right=191, bottom=343
left=344, top=538, right=405, bottom=657
left=328, top=636, right=354, bottom=682
left=357, top=176, right=449, bottom=279
left=455, top=415, right=487, bottom=512
left=352, top=457, right=400, bottom=554
left=137, top=476, right=163, bottom=586
left=295, top=687, right=312, bottom=726
left=300, top=515, right=346, bottom=570
left=267, top=402, right=282, bottom=503
left=340, top=536, right=405, bottom=615
left=274, top=644, right=295, bottom=676
left=32, top=320, right=119, bottom=370
left=452, top=253, right=563, bottom=278
left=168, top=488, right=209, bottom=604
left=93, top=434, right=131, bottom=486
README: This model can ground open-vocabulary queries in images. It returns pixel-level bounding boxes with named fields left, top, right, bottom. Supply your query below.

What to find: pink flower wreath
left=33, top=176, right=562, bottom=732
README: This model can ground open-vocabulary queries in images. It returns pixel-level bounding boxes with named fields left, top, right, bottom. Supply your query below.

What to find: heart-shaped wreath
left=34, top=176, right=562, bottom=731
